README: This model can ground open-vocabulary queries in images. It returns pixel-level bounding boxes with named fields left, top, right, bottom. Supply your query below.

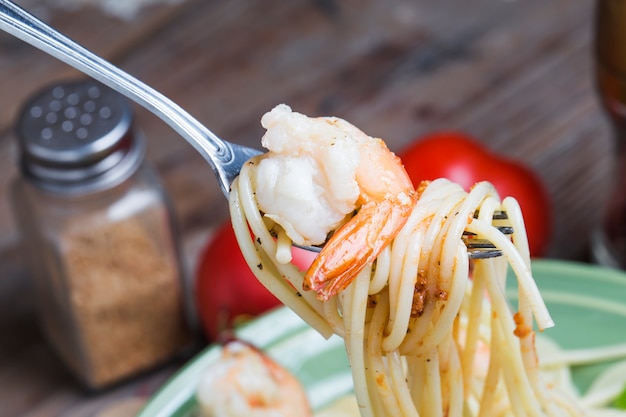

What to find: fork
left=0, top=0, right=508, bottom=258
left=0, top=0, right=260, bottom=198
left=464, top=211, right=511, bottom=259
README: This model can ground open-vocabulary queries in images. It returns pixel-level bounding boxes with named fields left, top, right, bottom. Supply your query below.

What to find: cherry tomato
left=398, top=131, right=552, bottom=257
left=195, top=221, right=317, bottom=341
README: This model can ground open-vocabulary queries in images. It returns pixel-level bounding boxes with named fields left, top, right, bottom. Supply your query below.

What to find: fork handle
left=0, top=0, right=255, bottom=195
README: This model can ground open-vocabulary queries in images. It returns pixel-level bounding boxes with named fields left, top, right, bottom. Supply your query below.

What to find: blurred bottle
left=11, top=79, right=195, bottom=389
left=591, top=0, right=626, bottom=268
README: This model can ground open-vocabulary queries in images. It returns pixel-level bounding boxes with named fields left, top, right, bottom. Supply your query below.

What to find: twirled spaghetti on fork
left=227, top=104, right=587, bottom=417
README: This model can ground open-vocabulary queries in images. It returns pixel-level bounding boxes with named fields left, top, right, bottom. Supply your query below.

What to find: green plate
left=137, top=260, right=626, bottom=417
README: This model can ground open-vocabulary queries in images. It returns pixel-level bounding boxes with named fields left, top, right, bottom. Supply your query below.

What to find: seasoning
left=11, top=79, right=193, bottom=389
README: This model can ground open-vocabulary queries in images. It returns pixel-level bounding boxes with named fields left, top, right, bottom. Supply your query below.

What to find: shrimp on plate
left=196, top=339, right=312, bottom=417
left=255, top=104, right=418, bottom=300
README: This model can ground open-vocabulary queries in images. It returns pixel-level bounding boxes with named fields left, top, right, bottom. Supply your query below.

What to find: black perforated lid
left=16, top=79, right=144, bottom=193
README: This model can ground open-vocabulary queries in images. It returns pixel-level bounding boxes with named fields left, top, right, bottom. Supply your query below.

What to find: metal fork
left=464, top=211, right=511, bottom=259
left=0, top=0, right=260, bottom=198
left=0, top=0, right=508, bottom=258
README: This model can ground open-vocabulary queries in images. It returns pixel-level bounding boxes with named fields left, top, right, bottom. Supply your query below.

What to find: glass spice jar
left=11, top=79, right=194, bottom=389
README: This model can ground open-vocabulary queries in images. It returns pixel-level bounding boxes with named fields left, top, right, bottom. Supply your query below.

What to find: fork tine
left=464, top=226, right=513, bottom=236
left=490, top=210, right=508, bottom=220
left=464, top=210, right=511, bottom=259
left=464, top=238, right=502, bottom=259
left=304, top=211, right=512, bottom=257
left=467, top=247, right=503, bottom=259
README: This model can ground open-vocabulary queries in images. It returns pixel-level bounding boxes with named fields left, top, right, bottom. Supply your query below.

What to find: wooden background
left=0, top=0, right=616, bottom=415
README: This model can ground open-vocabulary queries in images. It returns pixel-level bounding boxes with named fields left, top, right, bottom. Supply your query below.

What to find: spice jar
left=11, top=79, right=194, bottom=389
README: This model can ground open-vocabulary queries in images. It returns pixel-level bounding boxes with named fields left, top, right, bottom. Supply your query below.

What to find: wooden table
left=0, top=0, right=615, bottom=415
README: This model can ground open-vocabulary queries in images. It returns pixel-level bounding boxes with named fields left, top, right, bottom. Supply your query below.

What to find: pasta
left=227, top=105, right=619, bottom=416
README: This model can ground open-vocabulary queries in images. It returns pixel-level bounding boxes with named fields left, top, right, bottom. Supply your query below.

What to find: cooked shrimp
left=255, top=104, right=418, bottom=301
left=196, top=340, right=312, bottom=417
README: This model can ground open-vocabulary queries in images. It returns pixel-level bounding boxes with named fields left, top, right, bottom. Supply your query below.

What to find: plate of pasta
left=137, top=259, right=626, bottom=417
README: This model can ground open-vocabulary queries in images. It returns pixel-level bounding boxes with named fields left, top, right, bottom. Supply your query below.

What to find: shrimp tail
left=304, top=194, right=417, bottom=300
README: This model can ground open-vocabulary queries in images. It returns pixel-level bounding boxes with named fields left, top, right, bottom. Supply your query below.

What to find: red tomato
left=398, top=131, right=552, bottom=257
left=195, top=221, right=317, bottom=341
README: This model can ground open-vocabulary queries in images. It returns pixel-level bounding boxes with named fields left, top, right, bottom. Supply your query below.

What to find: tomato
left=195, top=221, right=317, bottom=341
left=398, top=131, right=552, bottom=257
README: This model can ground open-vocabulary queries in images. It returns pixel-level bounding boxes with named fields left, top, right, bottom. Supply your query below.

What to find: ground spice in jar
left=57, top=206, right=193, bottom=388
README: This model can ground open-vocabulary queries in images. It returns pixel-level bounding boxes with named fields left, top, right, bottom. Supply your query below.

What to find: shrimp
left=196, top=340, right=312, bottom=417
left=255, top=104, right=418, bottom=301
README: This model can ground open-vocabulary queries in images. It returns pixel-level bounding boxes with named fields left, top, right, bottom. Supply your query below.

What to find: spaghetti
left=228, top=105, right=589, bottom=416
